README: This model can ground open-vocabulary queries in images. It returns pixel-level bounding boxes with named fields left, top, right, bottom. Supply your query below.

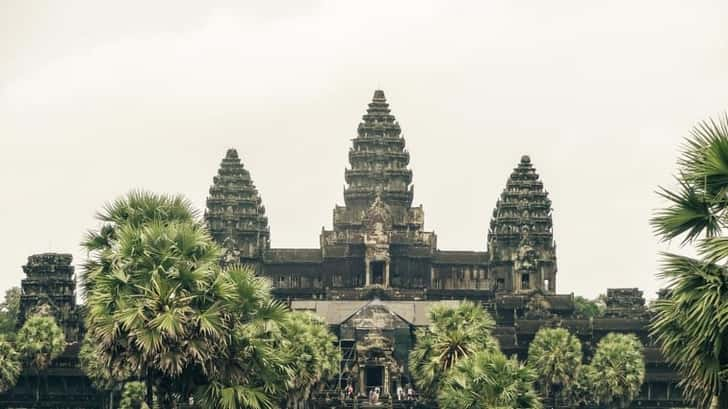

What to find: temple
left=0, top=90, right=685, bottom=408
left=201, top=90, right=684, bottom=407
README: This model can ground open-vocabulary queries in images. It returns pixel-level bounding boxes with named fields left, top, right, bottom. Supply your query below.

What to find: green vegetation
left=651, top=114, right=728, bottom=408
left=573, top=294, right=606, bottom=318
left=527, top=327, right=582, bottom=399
left=589, top=333, right=645, bottom=408
left=438, top=350, right=541, bottom=409
left=16, top=315, right=66, bottom=400
left=0, top=287, right=20, bottom=338
left=81, top=191, right=340, bottom=409
left=408, top=301, right=499, bottom=402
left=409, top=302, right=540, bottom=407
left=0, top=337, right=21, bottom=393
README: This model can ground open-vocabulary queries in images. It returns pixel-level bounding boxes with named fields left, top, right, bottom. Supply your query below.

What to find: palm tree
left=194, top=265, right=293, bottom=409
left=85, top=219, right=230, bottom=408
left=438, top=350, right=541, bottom=409
left=280, top=312, right=341, bottom=409
left=81, top=190, right=198, bottom=296
left=650, top=114, right=728, bottom=408
left=15, top=315, right=66, bottom=400
left=408, top=301, right=499, bottom=401
left=0, top=337, right=21, bottom=393
left=527, top=327, right=582, bottom=401
left=119, top=381, right=150, bottom=409
left=589, top=333, right=645, bottom=408
left=563, top=364, right=597, bottom=407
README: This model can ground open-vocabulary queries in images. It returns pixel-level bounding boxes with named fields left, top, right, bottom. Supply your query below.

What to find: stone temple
left=0, top=90, right=685, bottom=408
left=202, top=90, right=683, bottom=407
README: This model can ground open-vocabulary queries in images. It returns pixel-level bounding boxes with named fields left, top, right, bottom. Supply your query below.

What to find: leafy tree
left=590, top=333, right=645, bottom=408
left=15, top=315, right=66, bottom=400
left=408, top=301, right=499, bottom=401
left=0, top=287, right=21, bottom=337
left=0, top=288, right=20, bottom=336
left=527, top=327, right=582, bottom=399
left=438, top=350, right=541, bottom=409
left=0, top=337, right=21, bottom=393
left=573, top=295, right=605, bottom=318
left=650, top=114, right=728, bottom=408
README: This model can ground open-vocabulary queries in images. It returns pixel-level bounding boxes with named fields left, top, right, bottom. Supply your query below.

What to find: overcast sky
left=1, top=1, right=726, bottom=300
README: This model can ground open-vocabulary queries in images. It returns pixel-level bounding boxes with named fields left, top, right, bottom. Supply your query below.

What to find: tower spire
left=488, top=155, right=557, bottom=292
left=205, top=148, right=270, bottom=263
left=344, top=90, right=413, bottom=210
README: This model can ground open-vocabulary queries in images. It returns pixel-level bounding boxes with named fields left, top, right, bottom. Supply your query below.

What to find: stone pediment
left=341, top=299, right=410, bottom=331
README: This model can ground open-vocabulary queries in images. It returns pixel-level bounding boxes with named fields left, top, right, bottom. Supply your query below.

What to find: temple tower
left=321, top=90, right=436, bottom=289
left=18, top=253, right=82, bottom=342
left=343, top=89, right=413, bottom=211
left=488, top=156, right=556, bottom=292
left=205, top=149, right=270, bottom=265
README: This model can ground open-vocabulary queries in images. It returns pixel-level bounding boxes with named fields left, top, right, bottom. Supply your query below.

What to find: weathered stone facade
left=205, top=90, right=686, bottom=408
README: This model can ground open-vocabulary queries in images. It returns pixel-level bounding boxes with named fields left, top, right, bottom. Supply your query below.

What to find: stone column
left=383, top=366, right=390, bottom=397
left=384, top=261, right=390, bottom=288
left=359, top=367, right=366, bottom=396
left=365, top=260, right=371, bottom=287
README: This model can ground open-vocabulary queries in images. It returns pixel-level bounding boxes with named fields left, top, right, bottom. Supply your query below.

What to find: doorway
left=370, top=261, right=385, bottom=285
left=366, top=366, right=384, bottom=390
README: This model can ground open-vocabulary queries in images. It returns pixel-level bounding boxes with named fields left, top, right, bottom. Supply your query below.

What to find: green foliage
left=573, top=295, right=605, bottom=318
left=650, top=114, right=728, bottom=408
left=438, top=350, right=541, bottom=409
left=119, top=381, right=149, bottom=409
left=0, top=287, right=20, bottom=337
left=408, top=301, right=499, bottom=401
left=82, top=191, right=342, bottom=409
left=589, top=333, right=645, bottom=408
left=563, top=364, right=598, bottom=406
left=15, top=315, right=65, bottom=371
left=0, top=337, right=21, bottom=393
left=651, top=255, right=728, bottom=407
left=280, top=312, right=341, bottom=407
left=527, top=327, right=582, bottom=397
left=79, top=334, right=133, bottom=391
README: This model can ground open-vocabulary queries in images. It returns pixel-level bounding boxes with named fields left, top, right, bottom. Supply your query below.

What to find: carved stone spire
left=488, top=155, right=556, bottom=292
left=205, top=149, right=270, bottom=263
left=344, top=90, right=413, bottom=211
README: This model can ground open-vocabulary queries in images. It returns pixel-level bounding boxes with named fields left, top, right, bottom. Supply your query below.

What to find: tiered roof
left=19, top=253, right=81, bottom=341
left=344, top=90, right=413, bottom=210
left=205, top=149, right=270, bottom=260
left=488, top=155, right=553, bottom=247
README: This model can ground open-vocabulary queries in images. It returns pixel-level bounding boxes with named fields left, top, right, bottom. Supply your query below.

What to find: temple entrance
left=370, top=261, right=385, bottom=285
left=521, top=273, right=530, bottom=289
left=366, top=366, right=383, bottom=390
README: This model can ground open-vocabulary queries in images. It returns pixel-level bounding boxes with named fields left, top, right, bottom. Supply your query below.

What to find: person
left=346, top=383, right=354, bottom=399
left=396, top=385, right=404, bottom=401
left=407, top=385, right=415, bottom=400
left=372, top=387, right=380, bottom=404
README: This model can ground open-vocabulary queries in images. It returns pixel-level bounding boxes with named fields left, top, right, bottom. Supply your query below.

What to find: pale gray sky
left=1, top=1, right=726, bottom=300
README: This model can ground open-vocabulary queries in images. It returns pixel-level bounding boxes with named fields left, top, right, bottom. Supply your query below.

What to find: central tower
left=321, top=90, right=436, bottom=289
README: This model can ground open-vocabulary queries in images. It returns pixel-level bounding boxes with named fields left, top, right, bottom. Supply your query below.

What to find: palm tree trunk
left=145, top=372, right=153, bottom=408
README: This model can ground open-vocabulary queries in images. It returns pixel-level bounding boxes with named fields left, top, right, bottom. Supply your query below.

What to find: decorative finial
left=226, top=148, right=239, bottom=159
left=521, top=155, right=531, bottom=164
left=373, top=90, right=386, bottom=101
